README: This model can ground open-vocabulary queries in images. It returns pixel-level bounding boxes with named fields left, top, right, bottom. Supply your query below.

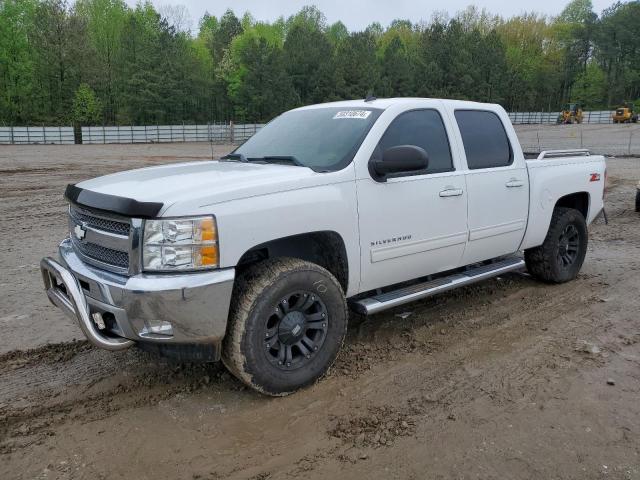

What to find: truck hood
left=75, top=160, right=327, bottom=214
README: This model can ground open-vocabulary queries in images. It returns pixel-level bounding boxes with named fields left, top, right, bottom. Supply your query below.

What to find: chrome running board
left=351, top=257, right=525, bottom=315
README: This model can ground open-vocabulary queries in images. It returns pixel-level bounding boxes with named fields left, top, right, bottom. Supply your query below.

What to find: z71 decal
left=590, top=173, right=601, bottom=182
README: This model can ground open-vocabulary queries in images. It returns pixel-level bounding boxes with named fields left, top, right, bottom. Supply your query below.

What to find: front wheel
left=223, top=258, right=348, bottom=396
left=635, top=189, right=640, bottom=212
left=525, top=207, right=588, bottom=283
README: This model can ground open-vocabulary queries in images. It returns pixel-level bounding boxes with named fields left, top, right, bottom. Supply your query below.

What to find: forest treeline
left=1, top=0, right=639, bottom=126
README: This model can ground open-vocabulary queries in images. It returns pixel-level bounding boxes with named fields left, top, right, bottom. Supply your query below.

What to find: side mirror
left=370, top=145, right=429, bottom=180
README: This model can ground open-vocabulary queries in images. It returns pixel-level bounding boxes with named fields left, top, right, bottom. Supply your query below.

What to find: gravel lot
left=1, top=126, right=640, bottom=479
left=517, top=123, right=640, bottom=156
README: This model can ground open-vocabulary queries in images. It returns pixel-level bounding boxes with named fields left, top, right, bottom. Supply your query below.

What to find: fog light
left=143, top=320, right=174, bottom=336
left=92, top=312, right=106, bottom=330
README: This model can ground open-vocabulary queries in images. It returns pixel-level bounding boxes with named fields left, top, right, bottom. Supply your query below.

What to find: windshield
left=233, top=107, right=382, bottom=172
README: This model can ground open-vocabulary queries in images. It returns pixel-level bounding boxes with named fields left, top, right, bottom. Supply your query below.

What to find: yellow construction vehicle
left=612, top=103, right=638, bottom=123
left=557, top=103, right=584, bottom=124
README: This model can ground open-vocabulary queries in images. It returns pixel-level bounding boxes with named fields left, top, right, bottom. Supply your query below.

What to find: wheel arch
left=521, top=189, right=593, bottom=251
left=554, top=191, right=590, bottom=219
left=235, top=231, right=349, bottom=293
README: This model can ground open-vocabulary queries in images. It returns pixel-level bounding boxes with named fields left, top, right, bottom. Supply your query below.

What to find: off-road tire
left=635, top=189, right=640, bottom=212
left=524, top=207, right=588, bottom=283
left=222, top=257, right=348, bottom=396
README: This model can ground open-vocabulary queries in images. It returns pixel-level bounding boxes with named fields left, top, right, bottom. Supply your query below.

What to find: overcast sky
left=133, top=0, right=614, bottom=33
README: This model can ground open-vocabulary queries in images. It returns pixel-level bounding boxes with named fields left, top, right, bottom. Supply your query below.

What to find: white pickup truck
left=41, top=98, right=606, bottom=395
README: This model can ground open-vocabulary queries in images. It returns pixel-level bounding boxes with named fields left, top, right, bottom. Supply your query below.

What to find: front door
left=357, top=108, right=469, bottom=292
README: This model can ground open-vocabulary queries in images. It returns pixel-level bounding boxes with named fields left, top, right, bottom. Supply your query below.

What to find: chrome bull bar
left=40, top=257, right=134, bottom=351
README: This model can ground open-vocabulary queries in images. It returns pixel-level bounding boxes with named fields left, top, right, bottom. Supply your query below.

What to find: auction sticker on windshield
left=333, top=110, right=372, bottom=120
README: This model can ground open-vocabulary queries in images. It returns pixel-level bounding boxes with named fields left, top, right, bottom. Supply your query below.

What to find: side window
left=454, top=110, right=513, bottom=169
left=376, top=109, right=454, bottom=174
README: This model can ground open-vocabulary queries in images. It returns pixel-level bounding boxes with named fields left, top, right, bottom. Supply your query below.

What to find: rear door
left=452, top=109, right=529, bottom=264
left=356, top=107, right=468, bottom=292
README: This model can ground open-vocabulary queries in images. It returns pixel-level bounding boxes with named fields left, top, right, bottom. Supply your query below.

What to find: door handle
left=439, top=188, right=464, bottom=197
left=505, top=179, right=525, bottom=188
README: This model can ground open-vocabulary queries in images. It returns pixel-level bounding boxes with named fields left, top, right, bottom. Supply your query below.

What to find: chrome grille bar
left=68, top=205, right=135, bottom=275
left=69, top=206, right=130, bottom=236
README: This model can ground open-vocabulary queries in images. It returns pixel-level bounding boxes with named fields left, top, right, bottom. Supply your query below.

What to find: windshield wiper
left=247, top=155, right=304, bottom=167
left=220, top=152, right=248, bottom=162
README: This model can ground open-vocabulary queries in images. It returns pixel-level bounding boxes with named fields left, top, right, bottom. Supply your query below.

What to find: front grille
left=70, top=207, right=130, bottom=236
left=72, top=237, right=129, bottom=269
left=68, top=205, right=132, bottom=273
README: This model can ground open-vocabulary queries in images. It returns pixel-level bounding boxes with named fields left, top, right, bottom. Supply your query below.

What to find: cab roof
left=295, top=97, right=500, bottom=111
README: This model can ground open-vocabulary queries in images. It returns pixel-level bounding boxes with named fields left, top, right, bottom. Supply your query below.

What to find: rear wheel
left=223, top=257, right=348, bottom=396
left=525, top=207, right=588, bottom=283
left=635, top=189, right=640, bottom=212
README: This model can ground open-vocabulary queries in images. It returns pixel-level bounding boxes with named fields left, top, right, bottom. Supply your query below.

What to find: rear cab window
left=454, top=110, right=513, bottom=169
left=375, top=109, right=454, bottom=174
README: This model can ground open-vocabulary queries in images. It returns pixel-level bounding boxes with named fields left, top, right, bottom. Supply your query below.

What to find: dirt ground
left=1, top=132, right=640, bottom=479
left=516, top=123, right=640, bottom=156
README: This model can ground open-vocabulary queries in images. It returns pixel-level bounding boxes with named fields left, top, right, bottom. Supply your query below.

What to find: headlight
left=142, top=216, right=218, bottom=271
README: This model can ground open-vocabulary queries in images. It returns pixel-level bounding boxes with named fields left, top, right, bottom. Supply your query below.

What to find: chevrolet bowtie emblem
left=74, top=223, right=87, bottom=240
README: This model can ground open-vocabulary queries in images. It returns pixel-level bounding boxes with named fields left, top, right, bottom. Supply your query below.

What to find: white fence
left=0, top=123, right=264, bottom=145
left=80, top=123, right=264, bottom=145
left=508, top=110, right=616, bottom=125
left=0, top=126, right=74, bottom=144
left=0, top=111, right=628, bottom=146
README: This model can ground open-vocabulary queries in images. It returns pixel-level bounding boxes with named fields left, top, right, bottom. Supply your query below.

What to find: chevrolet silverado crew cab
left=41, top=98, right=606, bottom=396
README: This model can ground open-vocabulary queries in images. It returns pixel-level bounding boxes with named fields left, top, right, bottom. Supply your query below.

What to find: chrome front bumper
left=41, top=238, right=235, bottom=355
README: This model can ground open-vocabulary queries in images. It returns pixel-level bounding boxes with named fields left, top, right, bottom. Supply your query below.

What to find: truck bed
left=520, top=149, right=606, bottom=250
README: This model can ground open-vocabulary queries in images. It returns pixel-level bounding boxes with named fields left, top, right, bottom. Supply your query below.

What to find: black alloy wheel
left=264, top=291, right=329, bottom=370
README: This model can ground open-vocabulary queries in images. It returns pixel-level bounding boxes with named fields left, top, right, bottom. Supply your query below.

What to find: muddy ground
left=1, top=136, right=640, bottom=479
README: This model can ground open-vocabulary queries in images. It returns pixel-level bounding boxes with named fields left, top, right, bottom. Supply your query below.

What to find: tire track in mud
left=320, top=177, right=639, bottom=467
left=0, top=345, right=236, bottom=453
left=0, top=340, right=91, bottom=372
left=0, top=252, right=621, bottom=456
left=0, top=272, right=563, bottom=455
left=273, top=273, right=637, bottom=478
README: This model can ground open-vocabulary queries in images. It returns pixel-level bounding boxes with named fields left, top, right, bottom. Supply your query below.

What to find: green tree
left=225, top=25, right=297, bottom=121
left=555, top=0, right=597, bottom=103
left=0, top=0, right=38, bottom=124
left=326, top=21, right=348, bottom=47
left=497, top=14, right=565, bottom=110
left=334, top=31, right=379, bottom=99
left=71, top=83, right=102, bottom=124
left=379, top=34, right=414, bottom=97
left=214, top=9, right=243, bottom=61
left=283, top=8, right=333, bottom=104
left=594, top=1, right=640, bottom=106
left=571, top=63, right=606, bottom=108
left=76, top=0, right=127, bottom=122
left=2, top=1, right=640, bottom=126
left=32, top=0, right=95, bottom=123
